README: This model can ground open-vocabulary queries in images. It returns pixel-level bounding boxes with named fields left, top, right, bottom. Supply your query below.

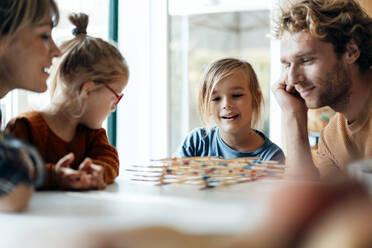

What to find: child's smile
left=210, top=70, right=253, bottom=136
left=221, top=113, right=240, bottom=121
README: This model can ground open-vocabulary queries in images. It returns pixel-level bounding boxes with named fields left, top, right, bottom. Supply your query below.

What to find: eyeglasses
left=103, top=83, right=124, bottom=105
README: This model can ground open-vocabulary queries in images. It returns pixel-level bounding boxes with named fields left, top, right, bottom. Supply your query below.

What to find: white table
left=0, top=175, right=286, bottom=247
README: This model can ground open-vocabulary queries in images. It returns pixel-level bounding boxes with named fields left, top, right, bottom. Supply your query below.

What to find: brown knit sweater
left=6, top=111, right=119, bottom=189
left=316, top=96, right=372, bottom=177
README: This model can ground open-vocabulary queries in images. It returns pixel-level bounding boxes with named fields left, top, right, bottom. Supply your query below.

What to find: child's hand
left=272, top=72, right=308, bottom=114
left=55, top=153, right=106, bottom=190
left=78, top=158, right=106, bottom=190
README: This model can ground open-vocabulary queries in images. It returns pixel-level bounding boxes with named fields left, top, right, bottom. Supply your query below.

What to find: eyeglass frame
left=93, top=80, right=123, bottom=105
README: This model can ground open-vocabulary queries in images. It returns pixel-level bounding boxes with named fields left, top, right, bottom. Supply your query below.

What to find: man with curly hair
left=272, top=0, right=372, bottom=179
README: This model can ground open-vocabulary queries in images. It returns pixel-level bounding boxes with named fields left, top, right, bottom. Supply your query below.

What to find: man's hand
left=272, top=73, right=308, bottom=115
left=272, top=73, right=319, bottom=180
left=55, top=153, right=106, bottom=190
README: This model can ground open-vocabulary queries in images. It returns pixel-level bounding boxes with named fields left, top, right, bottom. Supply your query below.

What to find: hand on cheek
left=272, top=76, right=307, bottom=114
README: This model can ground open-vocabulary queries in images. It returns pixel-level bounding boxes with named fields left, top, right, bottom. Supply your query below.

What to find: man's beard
left=309, top=60, right=351, bottom=110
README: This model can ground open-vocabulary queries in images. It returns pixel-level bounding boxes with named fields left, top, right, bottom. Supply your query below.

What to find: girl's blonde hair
left=0, top=0, right=59, bottom=44
left=49, top=13, right=129, bottom=118
left=199, top=58, right=263, bottom=128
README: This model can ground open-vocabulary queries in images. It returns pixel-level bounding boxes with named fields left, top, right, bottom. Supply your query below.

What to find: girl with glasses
left=7, top=13, right=129, bottom=190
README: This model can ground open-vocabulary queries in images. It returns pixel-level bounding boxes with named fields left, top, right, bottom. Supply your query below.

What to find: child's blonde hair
left=199, top=58, right=263, bottom=128
left=49, top=13, right=129, bottom=118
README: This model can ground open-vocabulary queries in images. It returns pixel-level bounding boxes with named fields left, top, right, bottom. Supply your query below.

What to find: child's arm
left=85, top=128, right=119, bottom=184
left=6, top=116, right=109, bottom=190
left=6, top=117, right=57, bottom=189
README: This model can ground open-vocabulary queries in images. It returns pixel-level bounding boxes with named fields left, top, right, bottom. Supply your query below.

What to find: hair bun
left=72, top=27, right=87, bottom=36
left=69, top=12, right=88, bottom=37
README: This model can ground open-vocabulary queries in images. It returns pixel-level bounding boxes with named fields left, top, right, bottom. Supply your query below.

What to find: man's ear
left=344, top=40, right=360, bottom=64
left=79, top=81, right=96, bottom=99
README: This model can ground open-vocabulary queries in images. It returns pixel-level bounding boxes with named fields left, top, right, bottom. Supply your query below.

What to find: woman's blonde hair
left=273, top=0, right=372, bottom=72
left=0, top=0, right=59, bottom=44
left=49, top=13, right=129, bottom=118
left=199, top=58, right=263, bottom=128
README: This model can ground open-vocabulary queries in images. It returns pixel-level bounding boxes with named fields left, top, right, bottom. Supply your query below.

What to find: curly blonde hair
left=49, top=13, right=129, bottom=118
left=274, top=0, right=372, bottom=71
left=199, top=58, right=263, bottom=128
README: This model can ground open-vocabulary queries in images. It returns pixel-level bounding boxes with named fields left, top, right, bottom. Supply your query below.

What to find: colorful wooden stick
left=128, top=156, right=285, bottom=190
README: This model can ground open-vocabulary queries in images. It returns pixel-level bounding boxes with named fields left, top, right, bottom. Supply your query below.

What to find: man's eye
left=301, top=58, right=312, bottom=63
left=282, top=63, right=290, bottom=69
left=211, top=97, right=221, bottom=102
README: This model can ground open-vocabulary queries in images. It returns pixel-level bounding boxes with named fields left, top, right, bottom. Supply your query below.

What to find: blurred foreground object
left=0, top=132, right=44, bottom=212
left=348, top=159, right=372, bottom=194
left=232, top=178, right=372, bottom=248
